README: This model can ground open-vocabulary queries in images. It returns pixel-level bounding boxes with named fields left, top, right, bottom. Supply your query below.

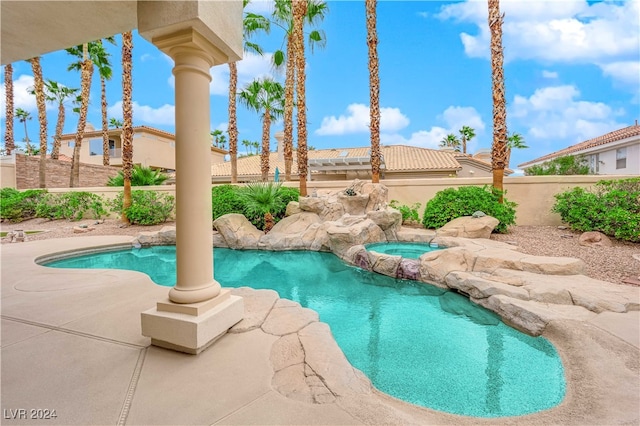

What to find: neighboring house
left=58, top=124, right=227, bottom=171
left=518, top=123, right=640, bottom=175
left=210, top=142, right=507, bottom=183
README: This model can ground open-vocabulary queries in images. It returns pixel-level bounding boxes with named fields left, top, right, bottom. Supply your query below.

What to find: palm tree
left=211, top=129, right=224, bottom=147
left=273, top=0, right=328, bottom=181
left=29, top=57, right=48, bottom=188
left=506, top=131, right=528, bottom=168
left=109, top=118, right=123, bottom=128
left=4, top=64, right=15, bottom=155
left=107, top=165, right=168, bottom=186
left=238, top=78, right=285, bottom=182
left=15, top=108, right=32, bottom=154
left=488, top=0, right=508, bottom=200
left=366, top=0, right=381, bottom=183
left=459, top=125, right=475, bottom=154
left=66, top=42, right=95, bottom=187
left=93, top=40, right=116, bottom=166
left=42, top=80, right=80, bottom=160
left=440, top=133, right=461, bottom=151
left=293, top=0, right=309, bottom=196
left=121, top=31, right=134, bottom=223
left=229, top=1, right=271, bottom=183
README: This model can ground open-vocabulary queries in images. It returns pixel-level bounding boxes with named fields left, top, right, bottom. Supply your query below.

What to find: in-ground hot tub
left=365, top=241, right=441, bottom=259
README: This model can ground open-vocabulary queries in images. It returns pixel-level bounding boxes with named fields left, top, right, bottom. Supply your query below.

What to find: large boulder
left=135, top=226, right=176, bottom=246
left=326, top=219, right=386, bottom=255
left=337, top=193, right=369, bottom=216
left=260, top=212, right=322, bottom=251
left=213, top=213, right=262, bottom=249
left=366, top=208, right=402, bottom=241
left=579, top=231, right=613, bottom=247
left=285, top=201, right=302, bottom=217
left=419, top=247, right=476, bottom=286
left=437, top=215, right=500, bottom=239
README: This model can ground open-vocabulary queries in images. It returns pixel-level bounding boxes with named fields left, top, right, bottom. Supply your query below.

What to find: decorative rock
left=262, top=303, right=319, bottom=336
left=579, top=231, right=613, bottom=247
left=360, top=182, right=388, bottom=212
left=367, top=208, right=402, bottom=241
left=327, top=219, right=386, bottom=256
left=419, top=247, right=475, bottom=285
left=135, top=226, right=176, bottom=246
left=298, top=197, right=326, bottom=215
left=445, top=271, right=529, bottom=301
left=229, top=288, right=279, bottom=333
left=73, top=226, right=95, bottom=234
left=396, top=259, right=421, bottom=281
left=472, top=211, right=486, bottom=218
left=367, top=251, right=401, bottom=277
left=337, top=193, right=369, bottom=216
left=270, top=212, right=321, bottom=235
left=396, top=227, right=436, bottom=243
left=285, top=201, right=302, bottom=217
left=271, top=333, right=305, bottom=372
left=437, top=215, right=500, bottom=239
left=213, top=213, right=263, bottom=249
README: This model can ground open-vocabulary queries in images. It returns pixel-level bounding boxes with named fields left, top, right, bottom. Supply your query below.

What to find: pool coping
left=1, top=236, right=639, bottom=425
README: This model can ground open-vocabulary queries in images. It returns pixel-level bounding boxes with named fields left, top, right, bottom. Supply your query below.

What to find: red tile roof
left=518, top=123, right=640, bottom=168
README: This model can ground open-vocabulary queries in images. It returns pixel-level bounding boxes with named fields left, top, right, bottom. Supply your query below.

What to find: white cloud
left=436, top=0, right=640, bottom=88
left=108, top=101, right=175, bottom=126
left=542, top=70, right=558, bottom=79
left=599, top=61, right=640, bottom=89
left=168, top=51, right=275, bottom=96
left=0, top=75, right=37, bottom=120
left=315, top=103, right=410, bottom=135
left=382, top=105, right=485, bottom=151
left=139, top=53, right=153, bottom=62
left=510, top=85, right=625, bottom=142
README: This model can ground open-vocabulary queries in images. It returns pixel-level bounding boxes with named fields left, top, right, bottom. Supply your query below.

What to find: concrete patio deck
left=1, top=236, right=638, bottom=425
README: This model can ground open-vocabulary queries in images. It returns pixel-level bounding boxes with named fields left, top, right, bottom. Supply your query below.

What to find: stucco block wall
left=14, top=155, right=120, bottom=189
left=1, top=157, right=16, bottom=188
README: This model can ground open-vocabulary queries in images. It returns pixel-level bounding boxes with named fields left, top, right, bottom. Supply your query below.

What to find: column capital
left=153, top=27, right=226, bottom=66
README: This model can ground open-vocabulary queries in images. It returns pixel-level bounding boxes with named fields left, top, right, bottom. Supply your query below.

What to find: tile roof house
left=58, top=124, right=227, bottom=171
left=210, top=143, right=506, bottom=183
left=518, top=122, right=640, bottom=175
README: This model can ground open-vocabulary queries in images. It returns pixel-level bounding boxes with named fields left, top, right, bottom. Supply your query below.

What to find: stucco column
left=167, top=45, right=219, bottom=304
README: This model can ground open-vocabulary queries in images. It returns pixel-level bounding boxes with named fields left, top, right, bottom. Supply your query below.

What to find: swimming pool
left=45, top=246, right=565, bottom=417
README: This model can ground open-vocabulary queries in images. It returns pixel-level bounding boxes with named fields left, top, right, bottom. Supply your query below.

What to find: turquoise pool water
left=365, top=241, right=440, bottom=259
left=46, top=246, right=565, bottom=417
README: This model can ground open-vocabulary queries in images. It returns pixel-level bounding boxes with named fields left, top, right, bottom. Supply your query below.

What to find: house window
left=589, top=153, right=600, bottom=173
left=616, top=147, right=627, bottom=169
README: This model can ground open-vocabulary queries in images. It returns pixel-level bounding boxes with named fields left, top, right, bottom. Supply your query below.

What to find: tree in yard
left=4, top=64, right=15, bottom=155
left=229, top=0, right=271, bottom=183
left=293, top=0, right=309, bottom=196
left=238, top=78, right=285, bottom=181
left=273, top=0, right=328, bottom=182
left=488, top=0, right=508, bottom=201
left=15, top=108, right=32, bottom=154
left=109, top=118, right=123, bottom=128
left=65, top=42, right=95, bottom=187
left=459, top=125, right=476, bottom=154
left=525, top=155, right=590, bottom=176
left=121, top=31, right=134, bottom=223
left=28, top=57, right=48, bottom=188
left=38, top=80, right=80, bottom=160
left=366, top=0, right=381, bottom=183
left=238, top=182, right=286, bottom=233
left=95, top=40, right=116, bottom=166
left=440, top=133, right=461, bottom=151
left=107, top=165, right=168, bottom=186
left=506, top=131, right=528, bottom=168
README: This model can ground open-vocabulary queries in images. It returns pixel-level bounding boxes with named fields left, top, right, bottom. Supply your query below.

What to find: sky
left=2, top=0, right=639, bottom=174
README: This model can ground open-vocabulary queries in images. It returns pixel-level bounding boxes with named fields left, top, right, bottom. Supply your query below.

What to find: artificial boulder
left=327, top=219, right=386, bottom=256
left=579, top=231, right=613, bottom=247
left=437, top=215, right=500, bottom=239
left=213, top=213, right=263, bottom=249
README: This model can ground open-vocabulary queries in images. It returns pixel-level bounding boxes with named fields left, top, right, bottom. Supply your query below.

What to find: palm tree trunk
left=101, top=76, right=110, bottom=166
left=51, top=103, right=64, bottom=160
left=30, top=57, right=48, bottom=188
left=488, top=0, right=508, bottom=202
left=4, top=64, right=15, bottom=155
left=228, top=61, right=239, bottom=183
left=462, top=137, right=467, bottom=154
left=121, top=31, right=134, bottom=223
left=23, top=120, right=31, bottom=155
left=366, top=0, right=381, bottom=183
left=283, top=33, right=295, bottom=181
left=261, top=107, right=271, bottom=182
left=294, top=0, right=308, bottom=196
left=70, top=58, right=93, bottom=187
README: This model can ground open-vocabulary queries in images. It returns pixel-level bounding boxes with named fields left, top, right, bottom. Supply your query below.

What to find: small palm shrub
left=552, top=177, right=639, bottom=242
left=110, top=190, right=175, bottom=225
left=0, top=189, right=47, bottom=222
left=36, top=192, right=107, bottom=221
left=238, top=182, right=286, bottom=232
left=422, top=186, right=516, bottom=233
left=389, top=200, right=421, bottom=224
left=107, top=165, right=169, bottom=186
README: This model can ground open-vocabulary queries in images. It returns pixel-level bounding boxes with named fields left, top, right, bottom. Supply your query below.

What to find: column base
left=141, top=290, right=243, bottom=355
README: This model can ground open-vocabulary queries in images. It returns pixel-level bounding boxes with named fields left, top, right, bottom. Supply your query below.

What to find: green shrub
left=0, top=189, right=47, bottom=222
left=106, top=165, right=169, bottom=186
left=389, top=200, right=421, bottom=223
left=422, top=186, right=517, bottom=233
left=525, top=155, right=590, bottom=175
left=212, top=185, right=245, bottom=220
left=110, top=190, right=175, bottom=225
left=552, top=177, right=640, bottom=242
left=36, top=192, right=107, bottom=221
